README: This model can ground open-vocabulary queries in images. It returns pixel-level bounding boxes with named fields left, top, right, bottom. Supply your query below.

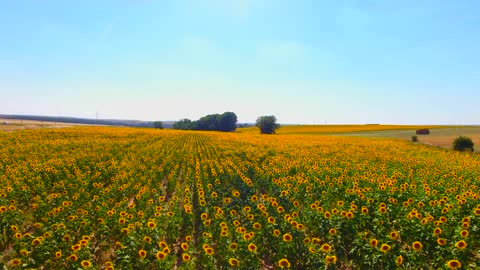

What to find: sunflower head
left=447, top=260, right=461, bottom=269
left=412, top=241, right=423, bottom=252
left=228, top=258, right=240, bottom=267
left=278, top=259, right=291, bottom=268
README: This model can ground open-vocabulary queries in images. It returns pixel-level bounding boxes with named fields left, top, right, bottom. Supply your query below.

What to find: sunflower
left=380, top=244, right=391, bottom=253
left=412, top=241, right=423, bottom=252
left=460, top=230, right=469, bottom=238
left=396, top=255, right=404, bottom=266
left=283, top=233, right=293, bottom=242
left=182, top=254, right=190, bottom=261
left=147, top=221, right=156, bottom=229
left=433, top=227, right=442, bottom=236
left=144, top=236, right=152, bottom=243
left=325, top=255, right=337, bottom=265
left=229, top=243, right=238, bottom=250
left=55, top=251, right=62, bottom=258
left=71, top=244, right=81, bottom=252
left=247, top=243, right=257, bottom=252
left=81, top=260, right=92, bottom=268
left=278, top=259, right=291, bottom=268
left=437, top=238, right=447, bottom=246
left=156, top=252, right=166, bottom=260
left=69, top=254, right=78, bottom=261
left=370, top=239, right=378, bottom=248
left=205, top=247, right=214, bottom=255
left=139, top=249, right=147, bottom=258
left=329, top=229, right=337, bottom=235
left=446, top=260, right=461, bottom=269
left=181, top=242, right=188, bottom=251
left=10, top=258, right=21, bottom=266
left=389, top=231, right=399, bottom=240
left=321, top=244, right=332, bottom=253
left=32, top=238, right=42, bottom=246
left=228, top=258, right=240, bottom=267
left=243, top=232, right=253, bottom=241
left=455, top=240, right=467, bottom=249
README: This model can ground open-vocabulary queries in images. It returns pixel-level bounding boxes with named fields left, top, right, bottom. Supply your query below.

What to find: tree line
left=173, top=112, right=238, bottom=132
left=171, top=113, right=280, bottom=134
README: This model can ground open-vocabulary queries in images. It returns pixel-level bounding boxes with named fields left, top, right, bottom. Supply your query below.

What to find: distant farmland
left=238, top=125, right=480, bottom=151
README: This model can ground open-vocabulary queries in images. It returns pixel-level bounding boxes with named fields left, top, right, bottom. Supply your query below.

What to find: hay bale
left=416, top=129, right=430, bottom=135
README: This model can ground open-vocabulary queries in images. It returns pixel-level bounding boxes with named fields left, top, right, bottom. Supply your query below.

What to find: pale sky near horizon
left=1, top=0, right=479, bottom=124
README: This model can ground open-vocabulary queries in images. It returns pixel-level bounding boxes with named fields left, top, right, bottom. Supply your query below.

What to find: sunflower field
left=1, top=127, right=479, bottom=269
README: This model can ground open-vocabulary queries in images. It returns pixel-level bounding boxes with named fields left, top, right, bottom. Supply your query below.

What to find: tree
left=153, top=121, right=164, bottom=129
left=218, top=112, right=238, bottom=132
left=173, top=112, right=238, bottom=132
left=453, top=136, right=474, bottom=151
left=197, top=114, right=220, bottom=131
left=173, top=119, right=193, bottom=130
left=256, top=115, right=280, bottom=134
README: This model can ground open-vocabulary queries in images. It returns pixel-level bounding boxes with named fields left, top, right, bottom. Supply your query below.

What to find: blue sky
left=1, top=0, right=479, bottom=124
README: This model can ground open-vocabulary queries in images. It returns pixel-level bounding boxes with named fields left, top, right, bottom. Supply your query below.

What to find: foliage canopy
left=173, top=112, right=238, bottom=132
left=256, top=115, right=280, bottom=134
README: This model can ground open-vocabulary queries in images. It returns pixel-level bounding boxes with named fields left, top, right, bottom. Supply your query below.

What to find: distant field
left=237, top=124, right=459, bottom=135
left=238, top=125, right=480, bottom=151
left=0, top=118, right=87, bottom=132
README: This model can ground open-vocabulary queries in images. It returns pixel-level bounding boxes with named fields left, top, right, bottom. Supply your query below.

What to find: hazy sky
left=1, top=0, right=479, bottom=124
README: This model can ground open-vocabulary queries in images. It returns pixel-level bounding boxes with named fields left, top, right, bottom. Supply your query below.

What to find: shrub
left=411, top=135, right=418, bottom=142
left=453, top=136, right=474, bottom=152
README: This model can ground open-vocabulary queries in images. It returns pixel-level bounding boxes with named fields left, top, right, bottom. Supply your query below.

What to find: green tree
left=173, top=119, right=193, bottom=130
left=453, top=136, right=474, bottom=151
left=218, top=112, right=238, bottom=132
left=153, top=121, right=164, bottom=129
left=256, top=115, right=280, bottom=134
left=197, top=114, right=220, bottom=131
